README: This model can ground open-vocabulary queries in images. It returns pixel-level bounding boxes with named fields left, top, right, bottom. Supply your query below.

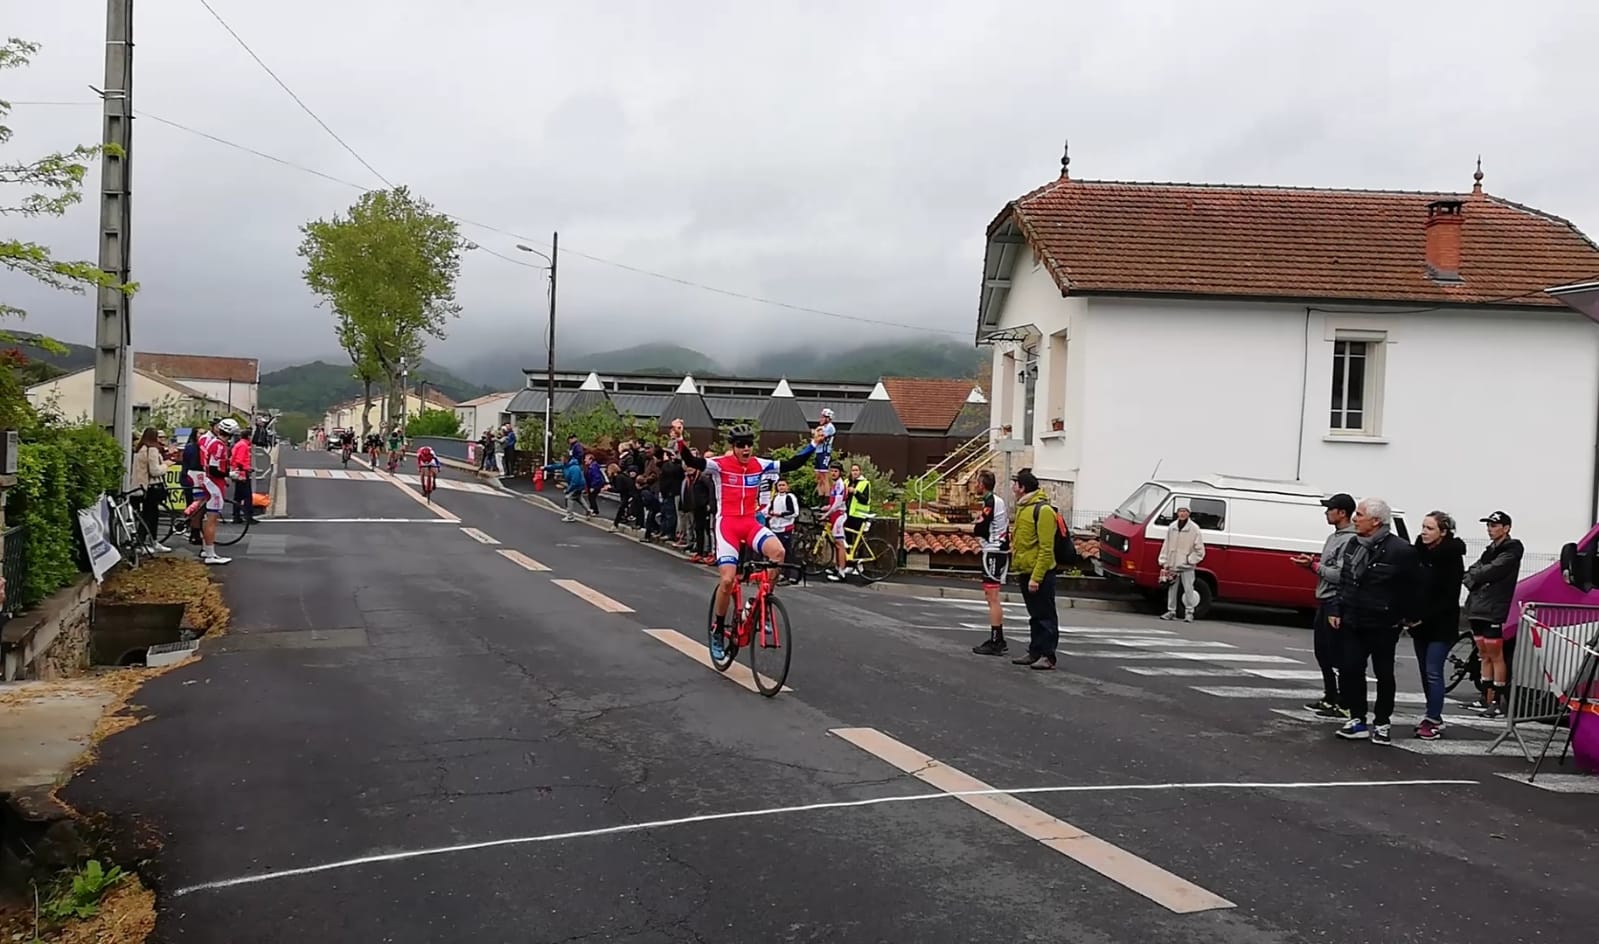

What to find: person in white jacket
left=1158, top=505, right=1206, bottom=622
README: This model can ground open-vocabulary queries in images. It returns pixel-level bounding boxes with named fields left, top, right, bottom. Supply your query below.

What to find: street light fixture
left=517, top=234, right=559, bottom=470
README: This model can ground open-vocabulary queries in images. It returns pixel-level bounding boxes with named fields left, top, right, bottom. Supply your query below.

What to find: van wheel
left=1191, top=577, right=1215, bottom=620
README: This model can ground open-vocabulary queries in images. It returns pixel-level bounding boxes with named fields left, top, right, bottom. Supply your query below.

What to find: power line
left=138, top=112, right=367, bottom=190
left=194, top=0, right=393, bottom=188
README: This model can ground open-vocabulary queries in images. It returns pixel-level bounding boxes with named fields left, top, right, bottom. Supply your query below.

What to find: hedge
left=11, top=423, right=125, bottom=608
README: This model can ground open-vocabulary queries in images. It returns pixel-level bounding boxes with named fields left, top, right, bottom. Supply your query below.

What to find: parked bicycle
left=707, top=555, right=799, bottom=696
left=793, top=511, right=897, bottom=583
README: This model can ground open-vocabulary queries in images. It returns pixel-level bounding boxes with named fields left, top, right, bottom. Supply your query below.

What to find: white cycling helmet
left=215, top=418, right=242, bottom=435
left=820, top=408, right=834, bottom=419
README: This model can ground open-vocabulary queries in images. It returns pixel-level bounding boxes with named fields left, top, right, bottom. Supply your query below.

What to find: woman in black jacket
left=1411, top=511, right=1466, bottom=740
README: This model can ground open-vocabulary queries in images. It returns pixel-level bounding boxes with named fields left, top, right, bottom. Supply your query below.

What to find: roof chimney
left=1425, top=199, right=1464, bottom=283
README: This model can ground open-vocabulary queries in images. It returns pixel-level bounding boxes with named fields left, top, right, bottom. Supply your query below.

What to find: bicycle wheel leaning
left=854, top=535, right=898, bottom=584
left=748, top=595, right=792, bottom=696
left=211, top=500, right=252, bottom=547
left=705, top=582, right=737, bottom=671
left=797, top=529, right=830, bottom=578
left=1443, top=629, right=1480, bottom=694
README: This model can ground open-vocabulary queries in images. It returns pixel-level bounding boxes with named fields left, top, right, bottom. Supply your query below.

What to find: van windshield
left=1112, top=483, right=1171, bottom=523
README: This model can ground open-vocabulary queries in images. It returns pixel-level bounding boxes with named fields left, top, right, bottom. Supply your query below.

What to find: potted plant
left=1049, top=417, right=1064, bottom=432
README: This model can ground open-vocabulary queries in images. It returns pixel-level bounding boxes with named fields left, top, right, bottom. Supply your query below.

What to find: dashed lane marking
left=169, top=776, right=1476, bottom=898
left=642, top=629, right=792, bottom=693
left=551, top=578, right=633, bottom=613
left=831, top=727, right=1237, bottom=914
left=497, top=549, right=551, bottom=572
left=460, top=527, right=500, bottom=544
left=1124, top=667, right=1250, bottom=677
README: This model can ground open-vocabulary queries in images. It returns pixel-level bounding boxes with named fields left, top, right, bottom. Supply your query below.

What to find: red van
left=1096, top=474, right=1409, bottom=618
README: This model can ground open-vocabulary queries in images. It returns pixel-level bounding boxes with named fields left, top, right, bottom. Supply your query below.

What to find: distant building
left=324, top=389, right=457, bottom=434
left=133, top=352, right=259, bottom=415
left=454, top=392, right=517, bottom=439
left=27, top=367, right=231, bottom=429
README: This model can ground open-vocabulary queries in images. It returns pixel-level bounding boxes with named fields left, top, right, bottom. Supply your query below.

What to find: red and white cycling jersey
left=198, top=431, right=229, bottom=482
left=703, top=453, right=784, bottom=519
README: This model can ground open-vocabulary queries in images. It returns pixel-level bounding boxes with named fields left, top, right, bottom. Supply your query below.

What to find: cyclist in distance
left=681, top=423, right=821, bottom=660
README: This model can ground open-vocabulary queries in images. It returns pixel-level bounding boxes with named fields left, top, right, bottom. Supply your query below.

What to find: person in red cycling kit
left=681, top=423, right=819, bottom=661
left=415, top=444, right=440, bottom=492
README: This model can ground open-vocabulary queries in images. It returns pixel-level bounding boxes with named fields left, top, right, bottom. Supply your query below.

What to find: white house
left=978, top=150, right=1599, bottom=563
left=454, top=392, right=516, bottom=440
left=133, top=352, right=259, bottom=415
left=323, top=389, right=458, bottom=435
left=28, top=367, right=231, bottom=428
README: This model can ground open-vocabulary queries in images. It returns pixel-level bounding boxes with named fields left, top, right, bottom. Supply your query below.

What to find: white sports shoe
left=201, top=553, right=231, bottom=566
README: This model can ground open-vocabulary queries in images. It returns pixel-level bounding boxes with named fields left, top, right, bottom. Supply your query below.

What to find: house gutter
left=1295, top=307, right=1310, bottom=481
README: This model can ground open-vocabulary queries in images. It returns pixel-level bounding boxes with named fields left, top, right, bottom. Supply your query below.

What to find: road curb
left=860, top=578, right=1140, bottom=611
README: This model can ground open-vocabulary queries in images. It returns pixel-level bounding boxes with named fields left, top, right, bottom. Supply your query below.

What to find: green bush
left=405, top=406, right=463, bottom=437
left=10, top=421, right=126, bottom=609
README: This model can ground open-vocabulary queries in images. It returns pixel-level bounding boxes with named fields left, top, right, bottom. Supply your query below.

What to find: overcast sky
left=4, top=1, right=1597, bottom=375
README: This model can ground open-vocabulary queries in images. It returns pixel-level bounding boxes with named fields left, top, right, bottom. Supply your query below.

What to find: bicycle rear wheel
left=705, top=582, right=736, bottom=671
left=212, top=501, right=253, bottom=547
left=1443, top=630, right=1479, bottom=694
left=748, top=595, right=792, bottom=697
left=797, top=529, right=830, bottom=578
left=855, top=535, right=898, bottom=584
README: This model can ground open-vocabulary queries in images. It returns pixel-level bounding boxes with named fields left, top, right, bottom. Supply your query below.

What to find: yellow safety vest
left=847, top=479, right=872, bottom=517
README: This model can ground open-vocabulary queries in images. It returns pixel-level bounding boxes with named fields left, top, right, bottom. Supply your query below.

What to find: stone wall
left=0, top=576, right=95, bottom=681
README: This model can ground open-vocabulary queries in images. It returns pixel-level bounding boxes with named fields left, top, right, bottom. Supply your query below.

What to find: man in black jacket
left=1464, top=511, right=1525, bottom=718
left=1328, top=496, right=1421, bottom=746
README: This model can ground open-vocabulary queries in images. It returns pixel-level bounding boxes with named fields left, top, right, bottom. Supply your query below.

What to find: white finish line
left=169, top=775, right=1476, bottom=898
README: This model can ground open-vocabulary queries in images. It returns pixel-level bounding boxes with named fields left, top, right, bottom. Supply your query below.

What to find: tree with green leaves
left=298, top=186, right=464, bottom=437
left=0, top=39, right=136, bottom=425
left=405, top=406, right=463, bottom=437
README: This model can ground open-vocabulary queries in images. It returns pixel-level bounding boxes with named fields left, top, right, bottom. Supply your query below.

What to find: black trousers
left=1312, top=601, right=1343, bottom=704
left=140, top=487, right=165, bottom=541
left=1017, top=570, right=1060, bottom=660
left=692, top=509, right=712, bottom=555
left=1340, top=616, right=1402, bottom=725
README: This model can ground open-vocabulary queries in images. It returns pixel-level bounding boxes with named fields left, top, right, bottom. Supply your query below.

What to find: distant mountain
left=259, top=359, right=493, bottom=415
left=4, top=332, right=95, bottom=373
left=573, top=343, right=725, bottom=376
left=743, top=339, right=982, bottom=382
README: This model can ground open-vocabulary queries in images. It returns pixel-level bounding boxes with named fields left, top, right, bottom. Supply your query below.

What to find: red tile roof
left=881, top=378, right=976, bottom=432
left=993, top=176, right=1599, bottom=306
left=902, top=530, right=983, bottom=555
left=135, top=352, right=259, bottom=384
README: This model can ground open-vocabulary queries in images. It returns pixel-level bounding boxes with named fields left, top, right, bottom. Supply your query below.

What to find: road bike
left=107, top=487, right=157, bottom=568
left=794, top=512, right=897, bottom=583
left=1444, top=627, right=1482, bottom=694
left=419, top=467, right=437, bottom=501
left=706, top=555, right=799, bottom=697
left=160, top=484, right=251, bottom=548
left=340, top=442, right=352, bottom=467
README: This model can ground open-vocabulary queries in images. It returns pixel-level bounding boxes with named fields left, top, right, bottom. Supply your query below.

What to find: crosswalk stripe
left=1494, top=772, right=1599, bottom=793
left=1062, top=651, right=1301, bottom=664
left=1240, top=669, right=1331, bottom=682
left=1101, top=639, right=1236, bottom=649
left=460, top=527, right=500, bottom=545
left=1268, top=708, right=1506, bottom=731
left=1199, top=686, right=1426, bottom=705
left=1390, top=740, right=1508, bottom=757
left=958, top=624, right=1176, bottom=637
left=1124, top=667, right=1248, bottom=677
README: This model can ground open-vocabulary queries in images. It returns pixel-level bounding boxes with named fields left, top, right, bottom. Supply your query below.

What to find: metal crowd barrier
left=1488, top=603, right=1599, bottom=764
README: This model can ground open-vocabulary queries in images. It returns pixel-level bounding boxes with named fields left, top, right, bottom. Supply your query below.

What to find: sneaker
left=708, top=626, right=726, bottom=662
left=153, top=542, right=173, bottom=553
left=1415, top=720, right=1442, bottom=740
left=1010, top=654, right=1040, bottom=666
left=1305, top=698, right=1337, bottom=713
left=201, top=553, right=231, bottom=566
left=825, top=570, right=843, bottom=582
left=1483, top=703, right=1504, bottom=720
left=1370, top=724, right=1392, bottom=746
left=1315, top=704, right=1352, bottom=720
left=1336, top=719, right=1370, bottom=740
left=972, top=638, right=1008, bottom=656
left=1029, top=657, right=1057, bottom=671
left=1183, top=615, right=1194, bottom=623
left=1159, top=612, right=1177, bottom=621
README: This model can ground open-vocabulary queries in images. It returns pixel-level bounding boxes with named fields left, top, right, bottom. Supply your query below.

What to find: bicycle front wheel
left=798, top=530, right=830, bottom=578
left=1443, top=631, right=1478, bottom=694
left=705, top=582, right=736, bottom=671
left=748, top=595, right=792, bottom=697
left=855, top=535, right=898, bottom=584
left=212, top=500, right=253, bottom=547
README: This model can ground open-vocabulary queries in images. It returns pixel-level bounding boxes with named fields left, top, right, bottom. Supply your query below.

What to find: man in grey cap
left=1292, top=492, right=1358, bottom=718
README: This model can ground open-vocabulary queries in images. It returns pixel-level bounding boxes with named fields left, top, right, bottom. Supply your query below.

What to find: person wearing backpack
left=1008, top=468, right=1059, bottom=670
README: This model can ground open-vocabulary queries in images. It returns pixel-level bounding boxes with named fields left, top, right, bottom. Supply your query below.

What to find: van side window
left=1154, top=497, right=1227, bottom=531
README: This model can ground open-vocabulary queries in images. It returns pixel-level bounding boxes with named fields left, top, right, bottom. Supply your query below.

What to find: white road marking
left=551, top=578, right=633, bottom=613
left=1123, top=667, right=1249, bottom=677
left=170, top=776, right=1476, bottom=898
left=1240, top=669, right=1333, bottom=681
left=1199, top=686, right=1426, bottom=705
left=959, top=623, right=1177, bottom=637
left=497, top=549, right=551, bottom=572
left=1285, top=647, right=1315, bottom=653
left=1391, top=740, right=1512, bottom=757
left=1102, top=639, right=1236, bottom=649
left=460, top=527, right=500, bottom=544
left=1268, top=708, right=1507, bottom=730
left=913, top=596, right=1028, bottom=609
left=830, top=727, right=1223, bottom=914
left=267, top=517, right=461, bottom=524
left=1062, top=651, right=1301, bottom=664
left=643, top=629, right=791, bottom=693
left=1494, top=772, right=1599, bottom=793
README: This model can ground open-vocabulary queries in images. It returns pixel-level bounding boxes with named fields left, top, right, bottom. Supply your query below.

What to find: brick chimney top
left=1425, top=199, right=1465, bottom=283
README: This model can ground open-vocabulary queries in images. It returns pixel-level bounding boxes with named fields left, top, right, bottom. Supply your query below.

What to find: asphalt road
left=63, top=449, right=1599, bottom=943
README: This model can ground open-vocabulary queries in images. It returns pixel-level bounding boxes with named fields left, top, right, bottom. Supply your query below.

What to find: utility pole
left=516, top=233, right=558, bottom=469
left=545, top=230, right=558, bottom=470
left=92, top=0, right=134, bottom=482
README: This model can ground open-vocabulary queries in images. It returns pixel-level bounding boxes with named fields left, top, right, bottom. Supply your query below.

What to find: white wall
left=986, top=250, right=1086, bottom=477
left=27, top=370, right=224, bottom=425
left=1067, top=296, right=1599, bottom=558
left=455, top=394, right=514, bottom=439
left=174, top=378, right=258, bottom=414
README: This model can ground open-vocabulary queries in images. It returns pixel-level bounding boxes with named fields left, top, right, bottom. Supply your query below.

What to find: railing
left=2, top=524, right=25, bottom=617
left=904, top=426, right=1000, bottom=523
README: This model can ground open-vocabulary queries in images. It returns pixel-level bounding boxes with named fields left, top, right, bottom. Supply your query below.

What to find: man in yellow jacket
left=1008, top=468, right=1059, bottom=670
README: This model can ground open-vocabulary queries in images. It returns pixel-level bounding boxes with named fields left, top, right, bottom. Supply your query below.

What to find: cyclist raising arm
left=681, top=424, right=819, bottom=661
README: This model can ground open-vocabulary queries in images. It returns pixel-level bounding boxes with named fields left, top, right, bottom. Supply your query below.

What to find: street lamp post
left=516, top=232, right=558, bottom=470
left=398, top=355, right=410, bottom=430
